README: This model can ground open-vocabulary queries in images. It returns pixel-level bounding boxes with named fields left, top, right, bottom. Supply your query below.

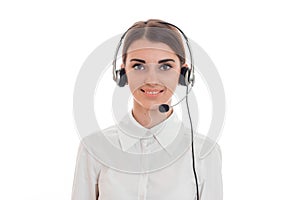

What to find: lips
left=140, top=88, right=164, bottom=97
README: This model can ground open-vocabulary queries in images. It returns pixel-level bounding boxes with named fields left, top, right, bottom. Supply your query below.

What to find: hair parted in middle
left=122, top=19, right=186, bottom=65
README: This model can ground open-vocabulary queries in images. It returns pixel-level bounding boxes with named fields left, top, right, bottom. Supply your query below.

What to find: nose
left=144, top=67, right=161, bottom=85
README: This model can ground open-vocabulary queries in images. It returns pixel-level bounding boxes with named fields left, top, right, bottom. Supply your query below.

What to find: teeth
left=146, top=91, right=159, bottom=95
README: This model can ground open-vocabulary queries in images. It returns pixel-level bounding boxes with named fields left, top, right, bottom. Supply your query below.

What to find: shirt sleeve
left=197, top=143, right=223, bottom=200
left=71, top=142, right=102, bottom=200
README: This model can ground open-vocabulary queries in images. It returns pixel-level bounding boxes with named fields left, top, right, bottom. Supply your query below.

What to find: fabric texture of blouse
left=71, top=111, right=223, bottom=200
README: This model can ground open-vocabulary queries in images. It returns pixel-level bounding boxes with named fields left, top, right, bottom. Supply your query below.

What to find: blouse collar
left=117, top=110, right=182, bottom=154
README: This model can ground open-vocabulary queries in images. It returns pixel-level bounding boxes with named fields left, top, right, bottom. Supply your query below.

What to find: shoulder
left=82, top=125, right=119, bottom=146
left=194, top=134, right=221, bottom=160
left=78, top=125, right=120, bottom=165
left=178, top=125, right=222, bottom=160
left=179, top=124, right=222, bottom=160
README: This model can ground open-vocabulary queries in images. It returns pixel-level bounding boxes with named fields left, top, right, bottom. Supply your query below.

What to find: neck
left=132, top=101, right=173, bottom=129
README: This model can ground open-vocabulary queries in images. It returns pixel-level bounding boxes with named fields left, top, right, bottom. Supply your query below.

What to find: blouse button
left=141, top=140, right=147, bottom=146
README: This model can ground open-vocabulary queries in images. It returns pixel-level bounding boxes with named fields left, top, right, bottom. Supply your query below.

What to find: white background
left=0, top=0, right=299, bottom=199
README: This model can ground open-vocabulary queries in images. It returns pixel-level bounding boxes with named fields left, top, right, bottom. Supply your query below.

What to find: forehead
left=126, top=39, right=178, bottom=61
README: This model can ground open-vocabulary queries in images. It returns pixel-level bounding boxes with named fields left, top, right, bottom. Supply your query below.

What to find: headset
left=112, top=21, right=200, bottom=200
left=112, top=21, right=195, bottom=87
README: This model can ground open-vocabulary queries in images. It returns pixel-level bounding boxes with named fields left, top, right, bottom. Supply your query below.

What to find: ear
left=181, top=63, right=188, bottom=68
left=121, top=63, right=125, bottom=69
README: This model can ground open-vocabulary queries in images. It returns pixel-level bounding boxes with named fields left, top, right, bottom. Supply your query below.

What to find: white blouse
left=71, top=111, right=223, bottom=200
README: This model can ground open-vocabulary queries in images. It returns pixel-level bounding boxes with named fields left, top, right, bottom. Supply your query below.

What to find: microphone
left=159, top=87, right=193, bottom=113
left=159, top=104, right=170, bottom=113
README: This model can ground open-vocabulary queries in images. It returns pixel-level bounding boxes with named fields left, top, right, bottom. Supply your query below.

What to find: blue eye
left=159, top=64, right=172, bottom=71
left=132, top=63, right=145, bottom=70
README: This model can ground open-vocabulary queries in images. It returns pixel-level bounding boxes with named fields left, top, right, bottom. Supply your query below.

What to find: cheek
left=160, top=73, right=180, bottom=92
left=126, top=72, right=144, bottom=93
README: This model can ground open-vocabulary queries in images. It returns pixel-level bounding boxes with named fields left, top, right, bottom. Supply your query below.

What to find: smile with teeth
left=140, top=89, right=164, bottom=96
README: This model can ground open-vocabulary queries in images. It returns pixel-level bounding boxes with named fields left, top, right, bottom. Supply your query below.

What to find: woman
left=72, top=19, right=223, bottom=200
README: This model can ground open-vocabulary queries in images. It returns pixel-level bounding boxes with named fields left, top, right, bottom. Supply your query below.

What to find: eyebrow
left=130, top=58, right=145, bottom=63
left=129, top=58, right=175, bottom=63
left=158, top=59, right=175, bottom=64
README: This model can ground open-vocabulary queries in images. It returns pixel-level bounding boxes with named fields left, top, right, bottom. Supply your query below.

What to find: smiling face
left=123, top=39, right=184, bottom=110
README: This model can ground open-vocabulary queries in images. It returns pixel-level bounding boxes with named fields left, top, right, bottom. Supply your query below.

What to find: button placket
left=139, top=138, right=150, bottom=200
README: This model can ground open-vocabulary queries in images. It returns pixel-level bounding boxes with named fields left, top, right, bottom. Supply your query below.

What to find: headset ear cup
left=179, top=67, right=190, bottom=86
left=116, top=68, right=127, bottom=87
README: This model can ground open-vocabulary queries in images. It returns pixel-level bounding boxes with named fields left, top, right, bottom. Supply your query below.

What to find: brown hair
left=122, top=19, right=186, bottom=65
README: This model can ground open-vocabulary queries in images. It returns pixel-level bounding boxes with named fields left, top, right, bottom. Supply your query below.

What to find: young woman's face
left=123, top=39, right=185, bottom=110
